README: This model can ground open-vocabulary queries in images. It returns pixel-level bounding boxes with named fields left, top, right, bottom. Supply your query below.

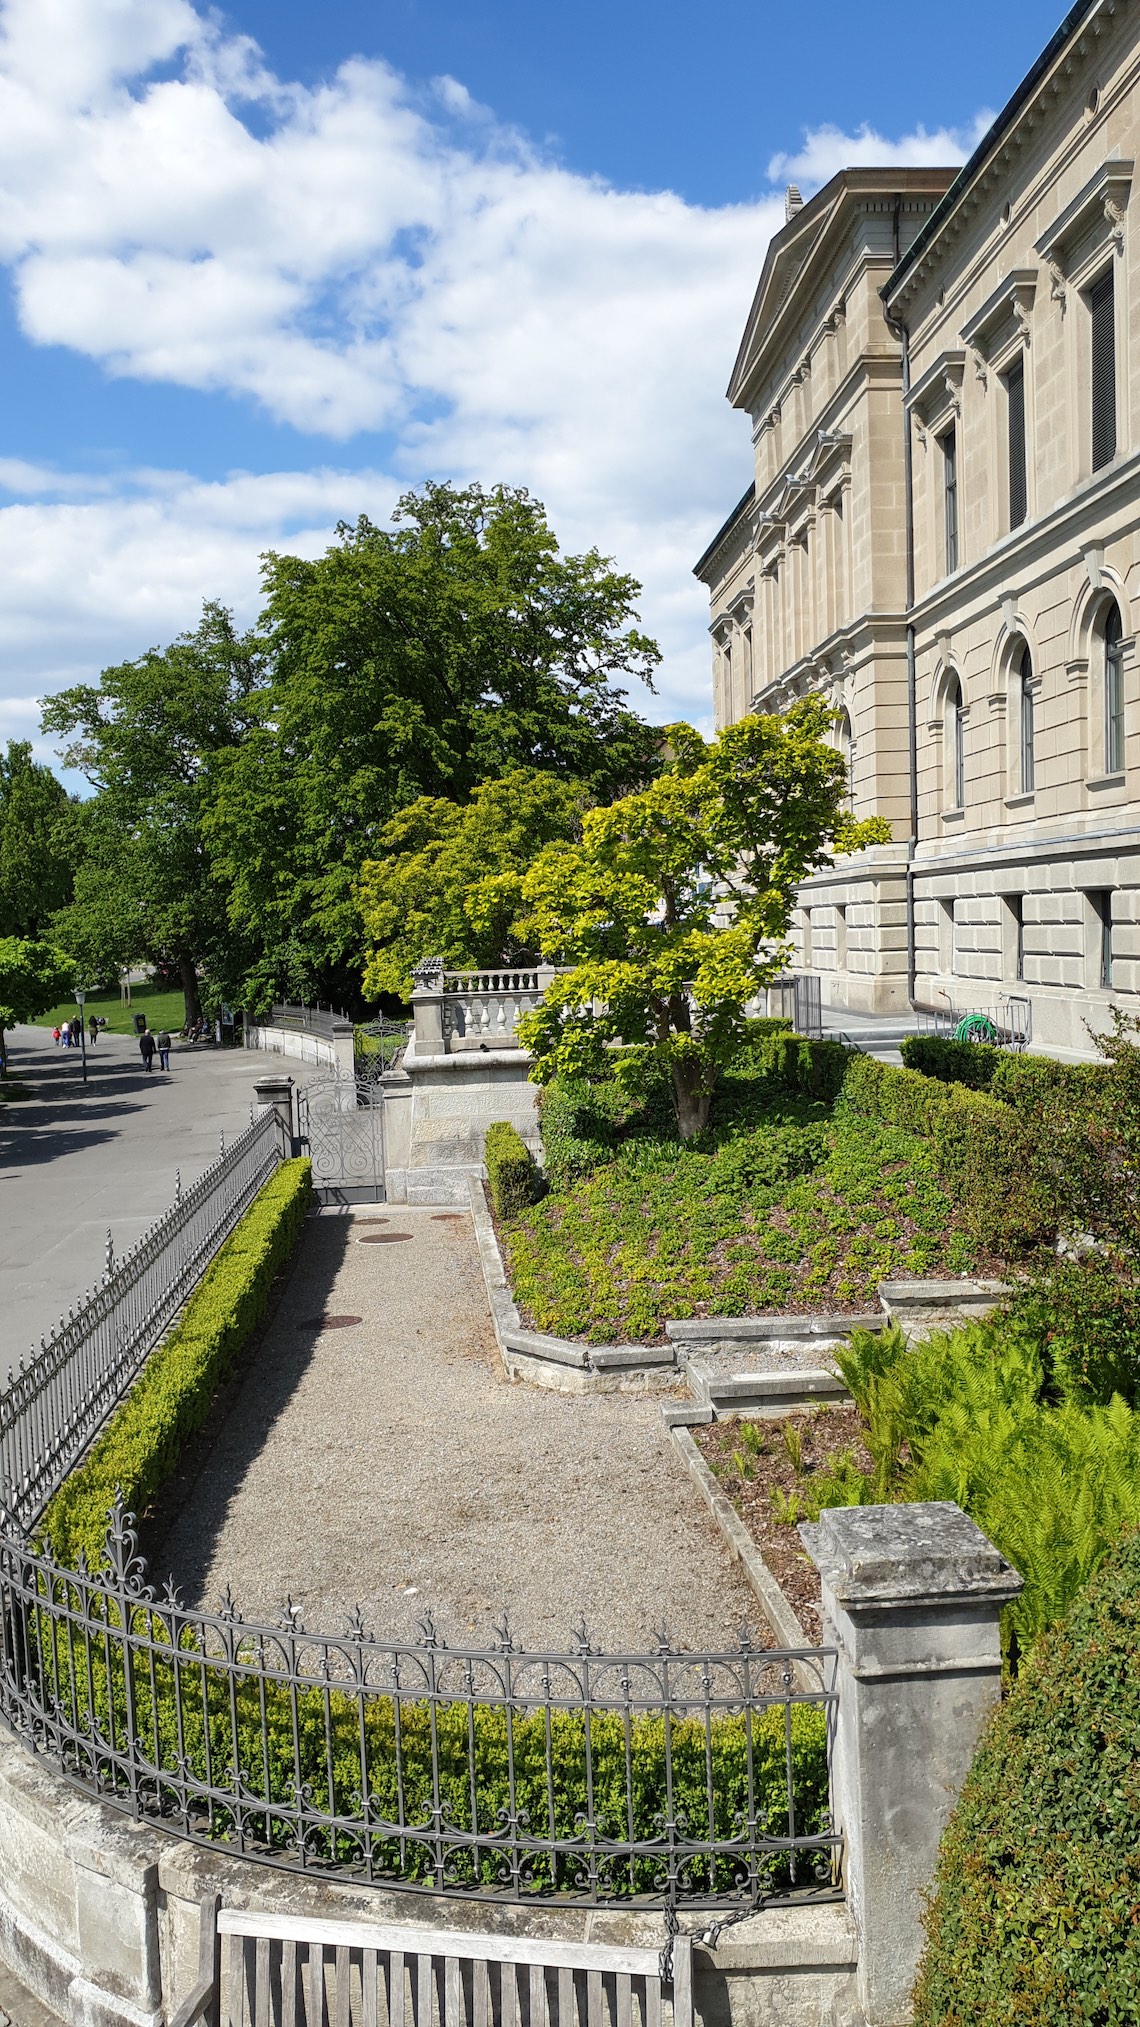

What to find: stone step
left=688, top=1358, right=851, bottom=1418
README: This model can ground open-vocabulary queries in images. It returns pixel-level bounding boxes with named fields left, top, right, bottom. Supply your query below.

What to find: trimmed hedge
left=899, top=1035, right=999, bottom=1089
left=39, top=1158, right=312, bottom=1569
left=840, top=1054, right=1052, bottom=1251
left=484, top=1122, right=544, bottom=1218
left=913, top=1528, right=1140, bottom=2024
left=753, top=1031, right=852, bottom=1104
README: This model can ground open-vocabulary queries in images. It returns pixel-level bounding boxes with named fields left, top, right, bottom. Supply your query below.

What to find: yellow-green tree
left=518, top=700, right=891, bottom=1138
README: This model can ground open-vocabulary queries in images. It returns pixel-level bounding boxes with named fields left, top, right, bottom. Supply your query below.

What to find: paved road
left=159, top=1208, right=765, bottom=1652
left=1, top=1026, right=277, bottom=1366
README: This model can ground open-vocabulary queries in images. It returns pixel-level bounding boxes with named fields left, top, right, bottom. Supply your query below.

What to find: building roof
left=883, top=0, right=1101, bottom=306
left=726, top=167, right=956, bottom=411
left=692, top=482, right=756, bottom=582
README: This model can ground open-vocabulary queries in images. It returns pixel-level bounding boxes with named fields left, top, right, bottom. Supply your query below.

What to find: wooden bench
left=172, top=1895, right=693, bottom=2027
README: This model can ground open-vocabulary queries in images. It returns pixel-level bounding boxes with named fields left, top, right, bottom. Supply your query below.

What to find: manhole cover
left=357, top=1231, right=414, bottom=1243
left=431, top=1213, right=464, bottom=1223
left=299, top=1315, right=362, bottom=1330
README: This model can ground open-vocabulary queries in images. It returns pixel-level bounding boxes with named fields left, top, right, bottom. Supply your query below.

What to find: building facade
left=698, top=0, right=1140, bottom=1055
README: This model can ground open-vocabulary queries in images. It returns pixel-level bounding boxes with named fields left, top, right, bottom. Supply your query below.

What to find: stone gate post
left=253, top=1074, right=295, bottom=1152
left=799, top=1501, right=1022, bottom=2027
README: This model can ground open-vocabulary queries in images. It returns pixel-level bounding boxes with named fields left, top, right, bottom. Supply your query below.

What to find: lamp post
left=74, top=986, right=88, bottom=1087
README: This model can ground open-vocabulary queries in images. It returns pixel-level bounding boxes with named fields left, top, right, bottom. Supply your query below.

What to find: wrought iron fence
left=0, top=1110, right=285, bottom=1532
left=0, top=1497, right=840, bottom=1909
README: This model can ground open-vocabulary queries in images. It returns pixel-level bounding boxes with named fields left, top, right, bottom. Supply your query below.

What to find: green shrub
left=840, top=1054, right=1053, bottom=1252
left=39, top=1159, right=312, bottom=1570
left=1006, top=1254, right=1140, bottom=1409
left=538, top=1079, right=619, bottom=1186
left=484, top=1122, right=544, bottom=1219
left=899, top=1035, right=999, bottom=1089
left=913, top=1529, right=1140, bottom=2024
left=755, top=1032, right=852, bottom=1103
left=987, top=1052, right=1106, bottom=1112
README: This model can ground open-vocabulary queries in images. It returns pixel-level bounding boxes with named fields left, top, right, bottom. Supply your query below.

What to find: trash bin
left=133, top=1012, right=148, bottom=1035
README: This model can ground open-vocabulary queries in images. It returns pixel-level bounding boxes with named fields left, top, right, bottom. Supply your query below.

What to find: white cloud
left=768, top=112, right=992, bottom=190
left=0, top=0, right=983, bottom=736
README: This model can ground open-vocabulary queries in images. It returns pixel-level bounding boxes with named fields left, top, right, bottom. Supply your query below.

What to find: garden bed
left=693, top=1408, right=875, bottom=1641
left=498, top=1098, right=1009, bottom=1346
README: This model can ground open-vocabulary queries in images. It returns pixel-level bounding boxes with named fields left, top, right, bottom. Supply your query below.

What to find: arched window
left=1019, top=645, right=1035, bottom=795
left=837, top=708, right=854, bottom=811
left=1105, top=602, right=1125, bottom=774
left=946, top=673, right=966, bottom=809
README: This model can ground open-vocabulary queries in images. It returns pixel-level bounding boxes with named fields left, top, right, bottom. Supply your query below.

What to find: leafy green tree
left=206, top=483, right=659, bottom=1001
left=517, top=701, right=892, bottom=1138
left=358, top=768, right=588, bottom=1001
left=0, top=742, right=74, bottom=938
left=0, top=937, right=74, bottom=1070
left=42, top=604, right=263, bottom=1025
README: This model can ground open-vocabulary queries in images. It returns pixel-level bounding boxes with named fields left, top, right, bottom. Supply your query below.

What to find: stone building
left=697, top=0, right=1140, bottom=1055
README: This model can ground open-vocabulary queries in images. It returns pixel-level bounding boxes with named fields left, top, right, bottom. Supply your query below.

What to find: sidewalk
left=1, top=1026, right=275, bottom=1367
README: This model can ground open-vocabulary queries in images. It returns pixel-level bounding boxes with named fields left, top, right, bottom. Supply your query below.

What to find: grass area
left=32, top=981, right=187, bottom=1037
left=500, top=1065, right=993, bottom=1344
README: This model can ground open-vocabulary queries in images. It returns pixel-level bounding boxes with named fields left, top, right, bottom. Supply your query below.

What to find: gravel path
left=159, top=1207, right=765, bottom=1652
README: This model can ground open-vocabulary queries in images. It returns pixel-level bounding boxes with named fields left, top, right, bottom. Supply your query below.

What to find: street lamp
left=74, top=986, right=88, bottom=1087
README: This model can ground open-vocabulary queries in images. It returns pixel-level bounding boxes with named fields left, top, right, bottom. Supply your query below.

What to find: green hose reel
left=953, top=1012, right=998, bottom=1045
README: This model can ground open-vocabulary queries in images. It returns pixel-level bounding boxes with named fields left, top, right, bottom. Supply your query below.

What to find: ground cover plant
left=500, top=1043, right=997, bottom=1344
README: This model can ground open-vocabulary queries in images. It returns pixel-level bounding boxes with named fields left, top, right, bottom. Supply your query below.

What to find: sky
left=0, top=0, right=1066, bottom=775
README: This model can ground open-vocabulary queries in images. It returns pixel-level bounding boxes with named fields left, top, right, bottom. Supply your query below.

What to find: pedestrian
left=88, top=1014, right=99, bottom=1047
left=70, top=1018, right=80, bottom=1047
left=156, top=1028, right=172, bottom=1072
left=139, top=1028, right=156, bottom=1073
left=61, top=1022, right=71, bottom=1048
left=52, top=1026, right=61, bottom=1046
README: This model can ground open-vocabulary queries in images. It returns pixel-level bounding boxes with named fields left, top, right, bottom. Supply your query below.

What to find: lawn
left=32, top=981, right=188, bottom=1037
left=499, top=1062, right=998, bottom=1345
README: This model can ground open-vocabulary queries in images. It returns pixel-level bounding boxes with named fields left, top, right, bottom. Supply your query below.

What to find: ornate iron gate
left=298, top=1074, right=385, bottom=1202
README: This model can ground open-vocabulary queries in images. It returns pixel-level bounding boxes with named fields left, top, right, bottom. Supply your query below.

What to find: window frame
left=1089, top=264, right=1117, bottom=474
left=941, top=426, right=959, bottom=575
left=944, top=672, right=966, bottom=811
left=1018, top=644, right=1036, bottom=796
left=1005, top=355, right=1028, bottom=531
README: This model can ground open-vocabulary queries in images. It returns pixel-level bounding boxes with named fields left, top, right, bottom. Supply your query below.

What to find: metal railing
left=0, top=1496, right=840, bottom=1909
left=0, top=1111, right=284, bottom=1532
left=268, top=1003, right=355, bottom=1040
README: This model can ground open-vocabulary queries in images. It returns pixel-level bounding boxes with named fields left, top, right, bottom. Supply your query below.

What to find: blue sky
left=0, top=0, right=1064, bottom=768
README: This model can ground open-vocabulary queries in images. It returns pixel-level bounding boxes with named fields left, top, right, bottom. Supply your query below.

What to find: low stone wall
left=384, top=1041, right=544, bottom=1206
left=0, top=1728, right=861, bottom=2027
left=244, top=1021, right=354, bottom=1078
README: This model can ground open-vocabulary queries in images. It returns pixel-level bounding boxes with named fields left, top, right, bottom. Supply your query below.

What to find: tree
left=41, top=604, right=264, bottom=1025
left=205, top=483, right=660, bottom=1002
left=0, top=742, right=74, bottom=938
left=358, top=768, right=589, bottom=1001
left=517, top=701, right=892, bottom=1138
left=0, top=938, right=74, bottom=1070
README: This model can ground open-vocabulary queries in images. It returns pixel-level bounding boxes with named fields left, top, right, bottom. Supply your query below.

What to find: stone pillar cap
left=253, top=1074, right=294, bottom=1092
left=800, top=1501, right=1023, bottom=1607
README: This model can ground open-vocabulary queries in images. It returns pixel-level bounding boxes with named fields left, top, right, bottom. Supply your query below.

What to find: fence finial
left=219, top=1130, right=225, bottom=1157
left=105, top=1230, right=114, bottom=1281
left=175, top=1168, right=182, bottom=1205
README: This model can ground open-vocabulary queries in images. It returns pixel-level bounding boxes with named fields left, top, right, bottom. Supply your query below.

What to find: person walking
left=156, top=1028, right=172, bottom=1072
left=88, top=1013, right=99, bottom=1047
left=52, top=1026, right=61, bottom=1046
left=138, top=1028, right=156, bottom=1073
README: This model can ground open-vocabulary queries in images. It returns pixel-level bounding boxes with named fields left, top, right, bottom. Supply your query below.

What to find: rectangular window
left=1090, top=267, right=1117, bottom=472
left=801, top=909, right=813, bottom=969
left=1090, top=889, right=1114, bottom=989
left=1007, top=357, right=1027, bottom=529
left=835, top=904, right=848, bottom=973
left=942, top=427, right=959, bottom=574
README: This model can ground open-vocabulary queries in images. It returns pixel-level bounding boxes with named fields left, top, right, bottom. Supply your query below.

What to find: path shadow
left=145, top=1216, right=355, bottom=1599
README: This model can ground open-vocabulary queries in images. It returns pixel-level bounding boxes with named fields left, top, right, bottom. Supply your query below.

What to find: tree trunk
left=672, top=1057, right=712, bottom=1140
left=178, top=954, right=201, bottom=1028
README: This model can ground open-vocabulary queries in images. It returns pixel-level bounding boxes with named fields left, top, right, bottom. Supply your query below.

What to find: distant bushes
left=39, top=1159, right=312, bottom=1570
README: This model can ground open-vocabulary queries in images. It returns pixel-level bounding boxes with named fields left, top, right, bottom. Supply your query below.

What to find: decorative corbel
left=1012, top=298, right=1033, bottom=346
left=1046, top=259, right=1067, bottom=313
left=944, top=369, right=963, bottom=415
left=969, top=347, right=988, bottom=392
left=1104, top=194, right=1126, bottom=254
left=913, top=418, right=928, bottom=451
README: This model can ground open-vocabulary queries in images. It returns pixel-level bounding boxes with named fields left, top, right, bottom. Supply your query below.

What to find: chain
left=658, top=1901, right=680, bottom=1984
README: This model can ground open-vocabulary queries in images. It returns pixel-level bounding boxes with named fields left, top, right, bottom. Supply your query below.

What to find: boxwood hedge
left=913, top=1528, right=1140, bottom=2024
left=38, top=1157, right=312, bottom=1569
